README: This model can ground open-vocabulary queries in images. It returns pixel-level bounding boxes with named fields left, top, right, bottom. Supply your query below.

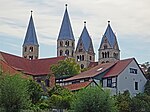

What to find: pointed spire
left=58, top=4, right=74, bottom=40
left=77, top=21, right=94, bottom=52
left=23, top=11, right=39, bottom=46
left=100, top=21, right=117, bottom=48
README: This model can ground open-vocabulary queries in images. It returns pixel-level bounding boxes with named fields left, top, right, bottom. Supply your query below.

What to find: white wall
left=117, top=60, right=147, bottom=96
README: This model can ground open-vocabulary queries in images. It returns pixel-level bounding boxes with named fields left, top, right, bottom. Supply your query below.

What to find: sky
left=0, top=0, right=150, bottom=64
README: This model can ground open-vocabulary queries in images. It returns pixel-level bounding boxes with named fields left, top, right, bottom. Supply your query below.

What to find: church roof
left=100, top=21, right=117, bottom=48
left=23, top=11, right=39, bottom=46
left=58, top=4, right=74, bottom=40
left=76, top=22, right=94, bottom=52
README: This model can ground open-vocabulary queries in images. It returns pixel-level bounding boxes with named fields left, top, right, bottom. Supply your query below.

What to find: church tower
left=57, top=4, right=75, bottom=57
left=75, top=21, right=95, bottom=69
left=98, top=21, right=120, bottom=64
left=22, top=11, right=39, bottom=60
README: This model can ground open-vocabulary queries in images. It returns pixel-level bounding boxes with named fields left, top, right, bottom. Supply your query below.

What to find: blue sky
left=0, top=0, right=150, bottom=64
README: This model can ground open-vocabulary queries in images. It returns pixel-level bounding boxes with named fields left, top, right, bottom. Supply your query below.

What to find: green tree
left=130, top=93, right=150, bottom=112
left=51, top=58, right=80, bottom=78
left=0, top=74, right=30, bottom=112
left=48, top=85, right=73, bottom=110
left=28, top=80, right=44, bottom=104
left=144, top=80, right=150, bottom=96
left=71, top=87, right=118, bottom=112
left=115, top=90, right=132, bottom=112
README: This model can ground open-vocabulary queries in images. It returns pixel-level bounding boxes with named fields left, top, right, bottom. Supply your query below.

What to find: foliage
left=130, top=93, right=150, bottom=112
left=50, top=58, right=80, bottom=78
left=115, top=90, right=131, bottom=112
left=71, top=87, right=118, bottom=112
left=28, top=80, right=44, bottom=104
left=48, top=85, right=73, bottom=110
left=0, top=74, right=30, bottom=112
left=144, top=80, right=150, bottom=96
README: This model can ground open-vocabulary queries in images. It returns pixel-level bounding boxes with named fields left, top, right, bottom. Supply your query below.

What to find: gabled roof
left=63, top=80, right=92, bottom=91
left=58, top=4, right=74, bottom=40
left=23, top=11, right=39, bottom=46
left=0, top=51, right=66, bottom=76
left=65, top=62, right=116, bottom=81
left=76, top=22, right=94, bottom=52
left=103, top=58, right=133, bottom=78
left=100, top=21, right=117, bottom=48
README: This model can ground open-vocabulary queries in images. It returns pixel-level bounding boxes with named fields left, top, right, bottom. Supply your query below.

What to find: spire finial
left=65, top=4, right=68, bottom=7
left=84, top=21, right=86, bottom=27
left=31, top=10, right=33, bottom=15
left=108, top=20, right=110, bottom=24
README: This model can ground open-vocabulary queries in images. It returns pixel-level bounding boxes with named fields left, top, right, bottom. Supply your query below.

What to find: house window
left=135, top=82, right=138, bottom=90
left=107, top=78, right=112, bottom=87
left=130, top=68, right=137, bottom=74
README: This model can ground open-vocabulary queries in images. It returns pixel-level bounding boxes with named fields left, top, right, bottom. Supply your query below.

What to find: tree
left=115, top=90, right=132, bottom=112
left=144, top=80, right=150, bottom=96
left=0, top=74, right=30, bottom=112
left=71, top=87, right=118, bottom=112
left=130, top=93, right=150, bottom=112
left=51, top=58, right=80, bottom=78
left=28, top=79, right=44, bottom=104
left=48, top=85, right=73, bottom=110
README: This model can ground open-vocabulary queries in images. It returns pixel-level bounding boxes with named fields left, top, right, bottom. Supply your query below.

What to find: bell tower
left=98, top=21, right=120, bottom=64
left=22, top=11, right=39, bottom=60
left=57, top=4, right=75, bottom=57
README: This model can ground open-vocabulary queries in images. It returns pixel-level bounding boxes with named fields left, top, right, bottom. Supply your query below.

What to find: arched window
left=77, top=56, right=80, bottom=61
left=60, top=50, right=63, bottom=56
left=72, top=42, right=74, bottom=47
left=101, top=61, right=105, bottom=64
left=104, top=45, right=107, bottom=49
left=24, top=47, right=27, bottom=52
left=90, top=56, right=92, bottom=60
left=24, top=56, right=27, bottom=58
left=65, top=41, right=69, bottom=46
left=60, top=41, right=63, bottom=46
left=81, top=64, right=84, bottom=69
left=65, top=50, right=69, bottom=56
left=106, top=61, right=109, bottom=63
left=105, top=52, right=107, bottom=58
left=107, top=52, right=109, bottom=58
left=29, top=56, right=33, bottom=60
left=102, top=52, right=104, bottom=58
left=82, top=55, right=84, bottom=61
left=29, top=47, right=33, bottom=52
left=80, top=55, right=82, bottom=61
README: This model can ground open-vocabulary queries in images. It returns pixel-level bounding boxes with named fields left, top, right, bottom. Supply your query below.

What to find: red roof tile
left=65, top=62, right=116, bottom=81
left=103, top=58, right=133, bottom=78
left=0, top=51, right=66, bottom=76
left=63, top=81, right=92, bottom=91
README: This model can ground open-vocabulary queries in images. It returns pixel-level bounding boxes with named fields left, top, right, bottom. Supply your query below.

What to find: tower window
left=81, top=64, right=84, bottom=69
left=104, top=45, right=107, bottom=49
left=82, top=55, right=84, bottom=61
left=65, top=50, right=69, bottom=56
left=60, top=50, right=63, bottom=56
left=102, top=52, right=104, bottom=58
left=29, top=56, right=33, bottom=60
left=90, top=56, right=92, bottom=60
left=107, top=52, right=109, bottom=58
left=29, top=47, right=33, bottom=52
left=77, top=56, right=80, bottom=61
left=60, top=41, right=63, bottom=46
left=105, top=52, right=107, bottom=58
left=72, top=42, right=74, bottom=47
left=65, top=41, right=69, bottom=46
left=24, top=47, right=27, bottom=52
left=72, top=50, right=74, bottom=56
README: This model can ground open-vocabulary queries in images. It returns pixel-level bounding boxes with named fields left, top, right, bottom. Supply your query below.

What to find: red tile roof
left=103, top=58, right=133, bottom=78
left=65, top=62, right=116, bottom=81
left=0, top=51, right=66, bottom=76
left=63, top=80, right=92, bottom=91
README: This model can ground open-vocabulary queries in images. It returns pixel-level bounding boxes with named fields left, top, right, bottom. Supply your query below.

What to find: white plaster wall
left=117, top=60, right=147, bottom=96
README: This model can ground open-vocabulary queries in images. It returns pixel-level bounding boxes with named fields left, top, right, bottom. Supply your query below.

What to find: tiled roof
left=76, top=22, right=94, bottom=52
left=65, top=62, right=116, bottom=81
left=23, top=11, right=39, bottom=46
left=0, top=51, right=66, bottom=76
left=88, top=62, right=98, bottom=68
left=103, top=58, right=133, bottom=78
left=100, top=22, right=118, bottom=48
left=58, top=5, right=74, bottom=40
left=65, top=58, right=134, bottom=81
left=63, top=80, right=92, bottom=91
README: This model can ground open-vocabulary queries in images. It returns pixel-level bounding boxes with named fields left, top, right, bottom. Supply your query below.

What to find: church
left=0, top=4, right=147, bottom=96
